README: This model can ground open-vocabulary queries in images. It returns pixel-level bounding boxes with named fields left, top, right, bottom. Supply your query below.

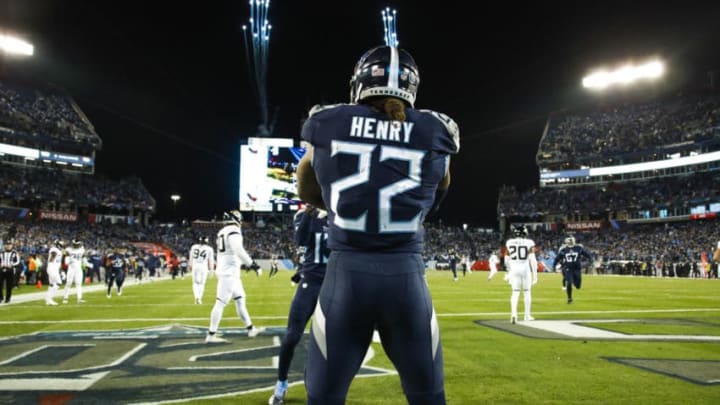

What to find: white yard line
left=1, top=308, right=718, bottom=326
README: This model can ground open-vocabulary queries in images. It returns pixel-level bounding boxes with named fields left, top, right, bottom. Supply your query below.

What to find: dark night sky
left=1, top=1, right=719, bottom=227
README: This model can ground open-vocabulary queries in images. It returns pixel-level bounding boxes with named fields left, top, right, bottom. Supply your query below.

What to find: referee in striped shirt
left=0, top=239, right=21, bottom=304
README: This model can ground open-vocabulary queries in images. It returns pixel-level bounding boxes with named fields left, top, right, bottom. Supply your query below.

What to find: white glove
left=532, top=277, right=538, bottom=285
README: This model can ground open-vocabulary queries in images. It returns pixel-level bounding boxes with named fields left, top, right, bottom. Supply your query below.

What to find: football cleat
left=268, top=380, right=288, bottom=405
left=46, top=300, right=58, bottom=306
left=567, top=298, right=573, bottom=304
left=524, top=316, right=535, bottom=321
left=205, top=334, right=228, bottom=343
left=62, top=298, right=69, bottom=304
left=510, top=316, right=517, bottom=325
left=247, top=325, right=260, bottom=338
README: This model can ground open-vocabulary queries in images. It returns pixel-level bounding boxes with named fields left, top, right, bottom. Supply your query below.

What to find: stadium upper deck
left=0, top=77, right=100, bottom=174
left=537, top=92, right=720, bottom=171
left=0, top=78, right=101, bottom=150
left=498, top=88, right=720, bottom=229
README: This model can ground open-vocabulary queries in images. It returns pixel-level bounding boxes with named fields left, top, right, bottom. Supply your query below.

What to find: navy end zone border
left=475, top=318, right=720, bottom=385
left=0, top=324, right=395, bottom=404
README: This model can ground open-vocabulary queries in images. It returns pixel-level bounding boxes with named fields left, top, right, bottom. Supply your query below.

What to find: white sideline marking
left=0, top=316, right=287, bottom=325
left=439, top=308, right=720, bottom=317
left=3, top=307, right=718, bottom=327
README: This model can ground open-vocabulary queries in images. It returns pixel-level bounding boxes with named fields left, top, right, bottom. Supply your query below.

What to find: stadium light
left=582, top=59, right=664, bottom=90
left=170, top=194, right=181, bottom=220
left=0, top=33, right=34, bottom=56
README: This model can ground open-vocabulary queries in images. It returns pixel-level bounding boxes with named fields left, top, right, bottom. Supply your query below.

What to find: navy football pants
left=277, top=275, right=322, bottom=381
left=305, top=251, right=446, bottom=405
left=566, top=268, right=582, bottom=299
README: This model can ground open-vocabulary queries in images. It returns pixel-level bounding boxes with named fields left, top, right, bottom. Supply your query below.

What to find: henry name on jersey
left=349, top=116, right=414, bottom=143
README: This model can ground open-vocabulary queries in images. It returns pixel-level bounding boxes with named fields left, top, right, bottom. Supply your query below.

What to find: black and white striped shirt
left=0, top=250, right=21, bottom=269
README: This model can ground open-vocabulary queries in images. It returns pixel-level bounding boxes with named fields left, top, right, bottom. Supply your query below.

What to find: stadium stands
left=537, top=92, right=720, bottom=169
left=498, top=88, right=720, bottom=278
left=0, top=79, right=101, bottom=149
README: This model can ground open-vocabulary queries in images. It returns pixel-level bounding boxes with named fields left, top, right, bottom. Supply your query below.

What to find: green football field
left=1, top=270, right=719, bottom=404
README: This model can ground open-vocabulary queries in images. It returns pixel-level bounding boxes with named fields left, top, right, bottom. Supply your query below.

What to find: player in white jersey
left=504, top=225, right=538, bottom=323
left=487, top=250, right=500, bottom=281
left=45, top=240, right=65, bottom=305
left=62, top=239, right=86, bottom=304
left=206, top=210, right=260, bottom=342
left=189, top=236, right=215, bottom=304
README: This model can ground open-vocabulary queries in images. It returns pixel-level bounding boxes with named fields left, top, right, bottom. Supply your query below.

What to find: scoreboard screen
left=239, top=137, right=306, bottom=212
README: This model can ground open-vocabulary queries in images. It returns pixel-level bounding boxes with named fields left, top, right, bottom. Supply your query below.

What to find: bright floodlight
left=170, top=194, right=181, bottom=203
left=582, top=60, right=664, bottom=90
left=0, top=34, right=34, bottom=56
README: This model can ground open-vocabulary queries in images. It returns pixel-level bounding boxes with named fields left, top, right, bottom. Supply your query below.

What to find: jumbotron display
left=239, top=137, right=306, bottom=212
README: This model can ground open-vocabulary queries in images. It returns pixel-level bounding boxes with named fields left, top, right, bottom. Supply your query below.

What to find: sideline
left=1, top=275, right=173, bottom=305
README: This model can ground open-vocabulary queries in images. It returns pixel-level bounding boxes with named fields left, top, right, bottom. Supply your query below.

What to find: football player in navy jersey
left=296, top=44, right=459, bottom=405
left=448, top=248, right=459, bottom=281
left=106, top=247, right=127, bottom=298
left=269, top=204, right=329, bottom=404
left=553, top=236, right=593, bottom=303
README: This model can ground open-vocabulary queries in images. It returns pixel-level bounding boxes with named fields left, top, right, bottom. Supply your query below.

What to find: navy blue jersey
left=89, top=254, right=103, bottom=271
left=302, top=104, right=459, bottom=252
left=294, top=209, right=330, bottom=281
left=553, top=245, right=592, bottom=272
left=107, top=253, right=127, bottom=272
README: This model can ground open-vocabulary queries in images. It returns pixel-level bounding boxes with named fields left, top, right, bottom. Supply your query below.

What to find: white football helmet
left=223, top=210, right=243, bottom=226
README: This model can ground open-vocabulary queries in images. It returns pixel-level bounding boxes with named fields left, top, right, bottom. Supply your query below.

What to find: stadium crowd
left=1, top=213, right=718, bottom=294
left=0, top=79, right=101, bottom=149
left=538, top=92, right=720, bottom=167
left=0, top=164, right=155, bottom=212
left=497, top=172, right=720, bottom=218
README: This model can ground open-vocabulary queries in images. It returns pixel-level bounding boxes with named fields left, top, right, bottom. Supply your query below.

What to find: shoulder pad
left=308, top=104, right=347, bottom=118
left=219, top=224, right=239, bottom=234
left=418, top=109, right=460, bottom=152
